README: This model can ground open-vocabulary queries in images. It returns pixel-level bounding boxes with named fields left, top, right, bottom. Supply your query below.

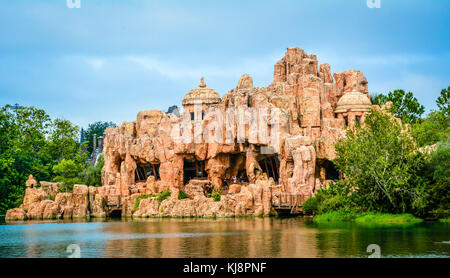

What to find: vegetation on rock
left=178, top=190, right=188, bottom=200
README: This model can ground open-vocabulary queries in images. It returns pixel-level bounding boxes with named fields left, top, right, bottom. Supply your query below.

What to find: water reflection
left=0, top=217, right=448, bottom=258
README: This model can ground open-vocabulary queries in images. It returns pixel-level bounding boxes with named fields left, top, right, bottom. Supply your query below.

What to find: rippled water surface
left=0, top=217, right=448, bottom=258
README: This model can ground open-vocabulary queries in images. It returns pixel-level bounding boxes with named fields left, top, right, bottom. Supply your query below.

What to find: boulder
left=22, top=188, right=46, bottom=211
left=5, top=208, right=27, bottom=221
left=91, top=194, right=106, bottom=218
left=27, top=200, right=54, bottom=219
left=133, top=197, right=160, bottom=217
left=43, top=201, right=62, bottom=219
left=228, top=184, right=241, bottom=194
left=122, top=193, right=144, bottom=217
left=72, top=185, right=90, bottom=217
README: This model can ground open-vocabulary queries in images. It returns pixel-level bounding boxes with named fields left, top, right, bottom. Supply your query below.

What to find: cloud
left=125, top=53, right=280, bottom=81
left=86, top=58, right=105, bottom=70
left=348, top=54, right=441, bottom=66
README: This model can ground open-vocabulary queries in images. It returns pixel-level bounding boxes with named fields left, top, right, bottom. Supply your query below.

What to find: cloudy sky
left=0, top=0, right=449, bottom=128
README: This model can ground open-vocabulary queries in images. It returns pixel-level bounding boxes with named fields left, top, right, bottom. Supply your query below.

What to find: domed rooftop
left=335, top=91, right=372, bottom=113
left=182, top=77, right=221, bottom=106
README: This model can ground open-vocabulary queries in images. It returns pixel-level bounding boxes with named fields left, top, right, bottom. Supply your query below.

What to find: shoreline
left=3, top=213, right=449, bottom=223
left=312, top=212, right=427, bottom=223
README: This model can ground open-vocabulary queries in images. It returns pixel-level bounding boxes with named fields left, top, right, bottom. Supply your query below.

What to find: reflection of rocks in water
left=101, top=218, right=321, bottom=258
left=0, top=219, right=448, bottom=258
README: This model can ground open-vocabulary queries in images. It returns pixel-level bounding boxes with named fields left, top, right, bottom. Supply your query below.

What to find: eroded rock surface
left=7, top=47, right=375, bottom=219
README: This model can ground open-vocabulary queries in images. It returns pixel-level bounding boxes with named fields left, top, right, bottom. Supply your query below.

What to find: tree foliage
left=334, top=109, right=424, bottom=213
left=436, top=86, right=450, bottom=118
left=372, top=89, right=425, bottom=123
left=411, top=87, right=450, bottom=147
left=305, top=87, right=449, bottom=218
left=0, top=105, right=88, bottom=212
left=80, top=155, right=104, bottom=187
left=84, top=121, right=115, bottom=155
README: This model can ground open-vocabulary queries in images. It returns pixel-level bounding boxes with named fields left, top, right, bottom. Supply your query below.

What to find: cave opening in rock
left=109, top=209, right=122, bottom=218
left=324, top=161, right=339, bottom=180
left=317, top=159, right=339, bottom=181
left=135, top=163, right=160, bottom=182
left=258, top=155, right=280, bottom=182
left=229, top=153, right=248, bottom=183
left=183, top=159, right=207, bottom=185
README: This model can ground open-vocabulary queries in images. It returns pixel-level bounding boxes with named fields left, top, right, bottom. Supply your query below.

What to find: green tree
left=414, top=142, right=450, bottom=218
left=334, top=109, right=424, bottom=213
left=47, top=118, right=81, bottom=162
left=0, top=105, right=87, bottom=212
left=52, top=159, right=84, bottom=192
left=80, top=155, right=104, bottom=187
left=436, top=86, right=449, bottom=117
left=412, top=111, right=449, bottom=147
left=84, top=121, right=115, bottom=155
left=411, top=86, right=450, bottom=147
left=0, top=105, right=54, bottom=212
left=372, top=90, right=425, bottom=124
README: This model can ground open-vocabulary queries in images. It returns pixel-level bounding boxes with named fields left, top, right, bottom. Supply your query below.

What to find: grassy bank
left=355, top=213, right=423, bottom=223
left=438, top=217, right=450, bottom=223
left=313, top=211, right=423, bottom=223
left=313, top=211, right=359, bottom=222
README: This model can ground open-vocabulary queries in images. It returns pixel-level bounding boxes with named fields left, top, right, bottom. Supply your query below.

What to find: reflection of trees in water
left=305, top=221, right=449, bottom=258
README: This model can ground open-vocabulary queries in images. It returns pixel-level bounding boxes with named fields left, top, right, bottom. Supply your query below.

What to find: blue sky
left=0, top=0, right=449, bottom=128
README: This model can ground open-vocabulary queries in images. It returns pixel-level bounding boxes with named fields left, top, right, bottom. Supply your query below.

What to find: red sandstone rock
left=228, top=184, right=241, bottom=194
left=10, top=46, right=374, bottom=218
left=25, top=175, right=37, bottom=188
left=91, top=194, right=106, bottom=218
left=72, top=184, right=90, bottom=218
left=27, top=200, right=54, bottom=219
left=21, top=187, right=46, bottom=211
left=5, top=208, right=27, bottom=221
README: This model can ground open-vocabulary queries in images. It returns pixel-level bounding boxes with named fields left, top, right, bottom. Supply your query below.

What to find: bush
left=302, top=196, right=319, bottom=215
left=156, top=189, right=171, bottom=203
left=302, top=181, right=355, bottom=215
left=320, top=194, right=350, bottom=213
left=178, top=190, right=188, bottom=200
left=207, top=186, right=221, bottom=202
left=211, top=191, right=221, bottom=202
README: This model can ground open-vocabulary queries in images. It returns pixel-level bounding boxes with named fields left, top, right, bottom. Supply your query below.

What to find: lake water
left=0, top=216, right=448, bottom=258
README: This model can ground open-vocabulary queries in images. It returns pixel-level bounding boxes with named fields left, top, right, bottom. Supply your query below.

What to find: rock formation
left=6, top=47, right=376, bottom=220
left=101, top=47, right=373, bottom=197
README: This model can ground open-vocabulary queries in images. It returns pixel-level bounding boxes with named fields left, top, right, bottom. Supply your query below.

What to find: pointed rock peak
left=237, top=74, right=254, bottom=90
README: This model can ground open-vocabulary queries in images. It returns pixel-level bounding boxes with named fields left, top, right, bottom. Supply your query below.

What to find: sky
left=0, top=0, right=449, bottom=128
